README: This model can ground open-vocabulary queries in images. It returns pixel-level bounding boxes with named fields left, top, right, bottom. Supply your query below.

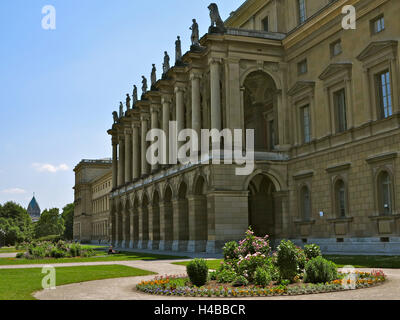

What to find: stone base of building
left=159, top=240, right=173, bottom=251
left=285, top=237, right=400, bottom=255
left=187, top=240, right=207, bottom=253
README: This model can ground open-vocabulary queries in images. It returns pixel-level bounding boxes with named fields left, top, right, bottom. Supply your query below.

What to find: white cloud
left=32, top=163, right=70, bottom=173
left=1, top=188, right=27, bottom=195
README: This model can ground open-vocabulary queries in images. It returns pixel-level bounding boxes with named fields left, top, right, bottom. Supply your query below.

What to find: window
left=378, top=171, right=392, bottom=215
left=330, top=39, right=342, bottom=57
left=335, top=180, right=347, bottom=217
left=376, top=70, right=393, bottom=119
left=298, top=0, right=307, bottom=24
left=298, top=59, right=308, bottom=75
left=262, top=16, right=269, bottom=32
left=301, top=105, right=311, bottom=143
left=371, top=15, right=385, bottom=34
left=301, top=186, right=311, bottom=221
left=333, top=89, right=347, bottom=133
left=268, top=119, right=275, bottom=150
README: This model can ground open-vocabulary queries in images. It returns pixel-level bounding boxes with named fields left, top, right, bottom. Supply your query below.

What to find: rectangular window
left=334, top=89, right=347, bottom=133
left=298, top=0, right=307, bottom=24
left=377, top=70, right=393, bottom=119
left=301, top=105, right=311, bottom=143
left=330, top=39, right=342, bottom=57
left=371, top=15, right=385, bottom=34
left=298, top=59, right=308, bottom=75
left=262, top=16, right=269, bottom=32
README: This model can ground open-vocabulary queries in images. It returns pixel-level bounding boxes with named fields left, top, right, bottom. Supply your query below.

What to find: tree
left=61, top=203, right=74, bottom=240
left=0, top=202, right=33, bottom=245
left=34, top=208, right=65, bottom=239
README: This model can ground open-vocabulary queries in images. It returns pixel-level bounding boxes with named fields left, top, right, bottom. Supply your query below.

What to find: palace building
left=74, top=0, right=400, bottom=254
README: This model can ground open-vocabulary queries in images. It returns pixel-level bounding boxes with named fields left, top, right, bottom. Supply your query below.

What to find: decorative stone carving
left=190, top=19, right=200, bottom=48
left=151, top=64, right=157, bottom=89
left=142, top=76, right=148, bottom=96
left=208, top=3, right=226, bottom=34
left=132, top=85, right=138, bottom=106
left=119, top=102, right=124, bottom=118
left=163, top=52, right=170, bottom=77
left=175, top=36, right=183, bottom=65
left=126, top=94, right=131, bottom=110
left=112, top=111, right=119, bottom=124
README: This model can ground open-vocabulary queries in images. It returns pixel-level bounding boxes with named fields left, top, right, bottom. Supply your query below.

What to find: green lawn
left=0, top=265, right=155, bottom=300
left=0, top=247, right=24, bottom=254
left=174, top=255, right=400, bottom=270
left=173, top=259, right=223, bottom=270
left=0, top=250, right=187, bottom=266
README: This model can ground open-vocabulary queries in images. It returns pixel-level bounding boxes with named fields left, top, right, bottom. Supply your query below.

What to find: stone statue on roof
left=208, top=3, right=226, bottom=33
left=142, top=76, right=148, bottom=95
left=132, top=85, right=138, bottom=106
left=151, top=64, right=157, bottom=88
left=119, top=102, right=124, bottom=117
left=163, top=51, right=170, bottom=76
left=112, top=111, right=119, bottom=124
left=175, top=36, right=182, bottom=64
left=126, top=94, right=131, bottom=110
left=190, top=19, right=200, bottom=47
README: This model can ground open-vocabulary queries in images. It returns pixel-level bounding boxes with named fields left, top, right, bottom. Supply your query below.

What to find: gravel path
left=0, top=253, right=17, bottom=258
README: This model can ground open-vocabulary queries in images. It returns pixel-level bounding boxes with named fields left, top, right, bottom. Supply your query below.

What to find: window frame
left=298, top=0, right=307, bottom=25
left=375, top=69, right=393, bottom=119
left=370, top=15, right=385, bottom=35
left=333, top=88, right=348, bottom=133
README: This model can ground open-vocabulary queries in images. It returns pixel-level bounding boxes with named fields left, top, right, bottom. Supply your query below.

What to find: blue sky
left=0, top=0, right=244, bottom=211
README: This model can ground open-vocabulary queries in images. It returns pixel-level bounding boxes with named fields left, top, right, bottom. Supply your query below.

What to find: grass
left=0, top=247, right=24, bottom=254
left=173, top=255, right=400, bottom=270
left=0, top=265, right=155, bottom=300
left=324, top=255, right=400, bottom=269
left=173, top=259, right=223, bottom=270
left=0, top=250, right=187, bottom=266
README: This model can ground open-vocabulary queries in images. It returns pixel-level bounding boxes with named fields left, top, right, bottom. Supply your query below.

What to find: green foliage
left=0, top=202, right=33, bottom=246
left=276, top=239, right=299, bottom=282
left=304, top=244, right=322, bottom=260
left=21, top=241, right=95, bottom=260
left=34, top=208, right=65, bottom=239
left=222, top=241, right=239, bottom=261
left=186, top=259, right=209, bottom=287
left=231, top=275, right=248, bottom=287
left=216, top=268, right=237, bottom=284
left=296, top=246, right=307, bottom=271
left=209, top=270, right=218, bottom=281
left=304, top=256, right=338, bottom=284
left=61, top=203, right=74, bottom=240
left=37, top=235, right=62, bottom=242
left=254, top=267, right=273, bottom=287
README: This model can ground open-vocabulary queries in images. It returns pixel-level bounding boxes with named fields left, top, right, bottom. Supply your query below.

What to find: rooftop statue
left=151, top=64, right=157, bottom=88
left=190, top=19, right=200, bottom=48
left=132, top=85, right=138, bottom=106
left=175, top=36, right=182, bottom=65
left=163, top=51, right=170, bottom=76
left=112, top=111, right=119, bottom=124
left=208, top=3, right=226, bottom=33
left=142, top=76, right=148, bottom=96
left=126, top=94, right=131, bottom=110
left=119, top=102, right=124, bottom=118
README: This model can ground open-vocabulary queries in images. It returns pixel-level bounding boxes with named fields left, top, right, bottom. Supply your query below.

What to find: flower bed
left=15, top=241, right=96, bottom=259
left=136, top=270, right=386, bottom=297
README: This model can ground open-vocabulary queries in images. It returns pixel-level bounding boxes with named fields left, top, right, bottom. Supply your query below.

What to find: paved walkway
left=27, top=259, right=400, bottom=300
left=0, top=253, right=17, bottom=258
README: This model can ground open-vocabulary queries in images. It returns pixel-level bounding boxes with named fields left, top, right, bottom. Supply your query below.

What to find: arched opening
left=123, top=201, right=131, bottom=248
left=163, top=186, right=173, bottom=250
left=117, top=203, right=123, bottom=246
left=243, top=71, right=278, bottom=152
left=192, top=176, right=208, bottom=252
left=176, top=182, right=189, bottom=251
left=378, top=171, right=393, bottom=215
left=248, top=174, right=276, bottom=238
left=141, top=194, right=149, bottom=247
left=133, top=197, right=139, bottom=247
left=150, top=191, right=160, bottom=249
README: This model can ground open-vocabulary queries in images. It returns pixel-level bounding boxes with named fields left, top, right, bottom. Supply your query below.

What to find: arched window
left=335, top=180, right=347, bottom=217
left=300, top=185, right=311, bottom=221
left=378, top=171, right=393, bottom=215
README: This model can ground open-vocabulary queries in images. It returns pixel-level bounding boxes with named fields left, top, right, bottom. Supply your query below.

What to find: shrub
left=50, top=248, right=66, bottom=259
left=37, top=235, right=62, bottom=243
left=16, top=252, right=24, bottom=259
left=223, top=241, right=239, bottom=261
left=304, top=256, right=338, bottom=284
left=231, top=275, right=248, bottom=287
left=237, top=254, right=268, bottom=281
left=209, top=271, right=218, bottom=281
left=236, top=227, right=271, bottom=257
left=69, top=243, right=81, bottom=257
left=276, top=240, right=298, bottom=282
left=216, top=268, right=237, bottom=284
left=186, top=259, right=209, bottom=287
left=304, top=244, right=322, bottom=260
left=254, top=267, right=272, bottom=287
left=81, top=248, right=95, bottom=257
left=296, top=247, right=307, bottom=271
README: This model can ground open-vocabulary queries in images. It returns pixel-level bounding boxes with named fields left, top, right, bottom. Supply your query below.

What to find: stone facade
left=73, top=159, right=112, bottom=243
left=101, top=0, right=399, bottom=254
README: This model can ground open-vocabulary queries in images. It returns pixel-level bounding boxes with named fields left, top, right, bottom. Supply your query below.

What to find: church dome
left=27, top=196, right=41, bottom=218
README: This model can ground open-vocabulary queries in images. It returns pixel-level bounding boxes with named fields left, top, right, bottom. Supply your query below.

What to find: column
left=150, top=105, right=160, bottom=172
left=117, top=136, right=125, bottom=187
left=362, top=68, right=374, bottom=121
left=124, top=129, right=132, bottom=184
left=345, top=78, right=355, bottom=128
left=112, top=137, right=118, bottom=189
left=210, top=58, right=222, bottom=131
left=141, top=115, right=150, bottom=176
left=162, top=96, right=172, bottom=164
left=191, top=73, right=202, bottom=136
left=131, top=123, right=140, bottom=180
left=175, top=86, right=185, bottom=148
left=121, top=212, right=127, bottom=248
left=390, top=58, right=399, bottom=114
left=129, top=209, right=134, bottom=248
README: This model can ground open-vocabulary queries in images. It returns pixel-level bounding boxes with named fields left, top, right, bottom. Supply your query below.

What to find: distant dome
left=27, top=196, right=41, bottom=220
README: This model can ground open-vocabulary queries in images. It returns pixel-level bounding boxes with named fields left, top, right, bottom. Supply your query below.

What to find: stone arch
left=132, top=195, right=140, bottom=247
left=243, top=70, right=280, bottom=152
left=244, top=169, right=284, bottom=193
left=189, top=175, right=208, bottom=252
left=161, top=184, right=174, bottom=251
left=139, top=193, right=150, bottom=249
left=240, top=67, right=282, bottom=91
left=149, top=190, right=161, bottom=249
left=123, top=198, right=131, bottom=248
left=173, top=181, right=189, bottom=251
left=247, top=174, right=276, bottom=238
left=117, top=201, right=124, bottom=246
left=375, top=168, right=395, bottom=215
